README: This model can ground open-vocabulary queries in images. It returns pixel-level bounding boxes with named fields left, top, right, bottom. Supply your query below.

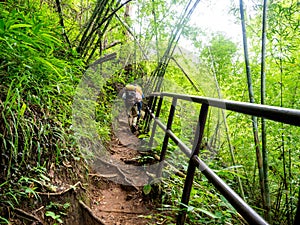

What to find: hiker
left=122, top=84, right=144, bottom=131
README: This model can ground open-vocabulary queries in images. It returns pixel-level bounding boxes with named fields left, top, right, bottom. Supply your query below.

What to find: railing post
left=177, top=103, right=209, bottom=225
left=144, top=96, right=157, bottom=132
left=157, top=97, right=177, bottom=177
left=148, top=96, right=163, bottom=149
left=144, top=95, right=153, bottom=118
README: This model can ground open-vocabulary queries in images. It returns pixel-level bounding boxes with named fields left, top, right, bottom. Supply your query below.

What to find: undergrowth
left=0, top=2, right=146, bottom=223
left=0, top=1, right=85, bottom=223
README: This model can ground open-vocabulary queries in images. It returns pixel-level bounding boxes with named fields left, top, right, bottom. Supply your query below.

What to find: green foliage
left=0, top=0, right=84, bottom=216
left=140, top=1, right=299, bottom=224
left=0, top=216, right=9, bottom=225
left=45, top=211, right=63, bottom=224
left=0, top=0, right=299, bottom=224
left=143, top=184, right=152, bottom=195
left=45, top=202, right=70, bottom=225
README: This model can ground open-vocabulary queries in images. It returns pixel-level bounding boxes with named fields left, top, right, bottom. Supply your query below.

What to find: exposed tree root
left=14, top=208, right=44, bottom=225
left=79, top=200, right=105, bottom=225
left=89, top=173, right=118, bottom=178
left=37, top=181, right=86, bottom=196
left=97, top=209, right=148, bottom=214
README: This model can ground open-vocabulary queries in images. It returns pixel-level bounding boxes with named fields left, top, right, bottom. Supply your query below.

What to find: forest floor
left=86, top=113, right=160, bottom=225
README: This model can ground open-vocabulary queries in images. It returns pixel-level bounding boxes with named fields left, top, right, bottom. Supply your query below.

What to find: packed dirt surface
left=86, top=113, right=159, bottom=225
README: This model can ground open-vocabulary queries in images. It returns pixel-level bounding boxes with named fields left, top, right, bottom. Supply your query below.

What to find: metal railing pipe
left=192, top=156, right=269, bottom=225
left=145, top=92, right=300, bottom=224
left=150, top=92, right=300, bottom=126
left=148, top=109, right=191, bottom=157
left=167, top=130, right=192, bottom=157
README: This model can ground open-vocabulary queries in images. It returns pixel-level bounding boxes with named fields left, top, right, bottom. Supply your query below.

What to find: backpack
left=125, top=89, right=136, bottom=105
left=124, top=84, right=137, bottom=105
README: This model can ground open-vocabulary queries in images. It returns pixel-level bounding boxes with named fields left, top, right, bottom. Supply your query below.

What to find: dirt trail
left=87, top=113, right=158, bottom=225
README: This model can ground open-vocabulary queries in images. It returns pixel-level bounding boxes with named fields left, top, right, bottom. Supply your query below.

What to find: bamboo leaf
left=0, top=19, right=4, bottom=32
left=0, top=216, right=10, bottom=224
left=36, top=57, right=62, bottom=78
left=41, top=33, right=62, bottom=46
left=9, top=24, right=32, bottom=29
left=20, top=103, right=26, bottom=116
left=143, top=184, right=152, bottom=195
left=197, top=208, right=218, bottom=219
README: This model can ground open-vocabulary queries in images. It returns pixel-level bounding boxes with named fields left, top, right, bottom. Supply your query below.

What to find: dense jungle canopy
left=0, top=0, right=299, bottom=224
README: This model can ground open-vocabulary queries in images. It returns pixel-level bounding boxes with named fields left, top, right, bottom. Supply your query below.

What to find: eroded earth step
left=88, top=178, right=156, bottom=225
left=80, top=112, right=158, bottom=224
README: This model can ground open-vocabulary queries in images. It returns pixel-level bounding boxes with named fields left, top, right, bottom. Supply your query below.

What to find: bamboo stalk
left=260, top=0, right=271, bottom=221
left=239, top=0, right=266, bottom=214
left=207, top=46, right=245, bottom=200
left=55, top=0, right=72, bottom=49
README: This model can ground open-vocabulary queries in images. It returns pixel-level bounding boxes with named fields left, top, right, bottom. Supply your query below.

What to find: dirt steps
left=84, top=113, right=157, bottom=225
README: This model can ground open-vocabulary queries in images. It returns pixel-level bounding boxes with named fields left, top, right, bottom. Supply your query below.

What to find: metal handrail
left=151, top=92, right=300, bottom=126
left=146, top=92, right=300, bottom=225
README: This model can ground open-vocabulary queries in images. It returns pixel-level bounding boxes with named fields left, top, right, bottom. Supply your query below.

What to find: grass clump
left=0, top=0, right=85, bottom=219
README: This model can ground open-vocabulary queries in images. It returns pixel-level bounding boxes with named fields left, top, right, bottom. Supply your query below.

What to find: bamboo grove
left=0, top=0, right=299, bottom=224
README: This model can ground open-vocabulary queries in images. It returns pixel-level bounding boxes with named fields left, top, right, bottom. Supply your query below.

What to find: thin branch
left=103, top=41, right=122, bottom=50
left=151, top=0, right=160, bottom=63
left=115, top=13, right=149, bottom=60
left=207, top=46, right=245, bottom=200
left=170, top=56, right=200, bottom=92
left=55, top=0, right=72, bottom=49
